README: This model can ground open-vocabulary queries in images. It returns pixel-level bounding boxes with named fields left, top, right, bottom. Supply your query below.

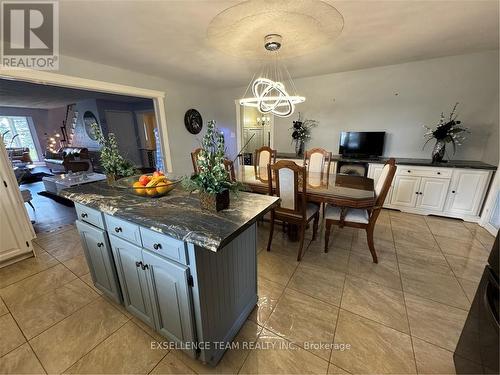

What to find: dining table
left=236, top=165, right=376, bottom=240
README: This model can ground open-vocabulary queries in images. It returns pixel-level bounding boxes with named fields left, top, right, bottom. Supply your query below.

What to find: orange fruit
left=152, top=171, right=164, bottom=178
left=133, top=181, right=146, bottom=196
left=146, top=187, right=158, bottom=197
left=156, top=182, right=171, bottom=195
left=139, top=175, right=151, bottom=186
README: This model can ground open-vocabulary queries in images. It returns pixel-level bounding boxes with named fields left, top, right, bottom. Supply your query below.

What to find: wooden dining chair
left=223, top=159, right=236, bottom=182
left=255, top=146, right=276, bottom=171
left=324, top=158, right=396, bottom=263
left=304, top=148, right=332, bottom=216
left=191, top=148, right=203, bottom=174
left=267, top=160, right=320, bottom=261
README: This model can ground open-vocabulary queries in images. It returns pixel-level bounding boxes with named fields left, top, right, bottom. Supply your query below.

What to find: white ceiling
left=0, top=79, right=150, bottom=109
left=59, top=0, right=499, bottom=88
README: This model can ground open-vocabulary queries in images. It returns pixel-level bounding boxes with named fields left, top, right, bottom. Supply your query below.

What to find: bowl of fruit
left=115, top=171, right=180, bottom=198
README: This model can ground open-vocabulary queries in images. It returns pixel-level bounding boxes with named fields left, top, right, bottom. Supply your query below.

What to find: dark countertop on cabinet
left=60, top=182, right=279, bottom=252
left=276, top=153, right=497, bottom=170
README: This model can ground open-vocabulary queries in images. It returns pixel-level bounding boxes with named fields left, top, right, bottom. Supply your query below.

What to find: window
left=0, top=116, right=40, bottom=161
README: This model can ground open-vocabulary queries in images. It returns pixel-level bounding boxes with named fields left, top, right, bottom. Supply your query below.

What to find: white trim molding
left=0, top=68, right=173, bottom=172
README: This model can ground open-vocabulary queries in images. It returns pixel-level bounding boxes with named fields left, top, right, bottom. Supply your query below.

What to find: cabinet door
left=76, top=220, right=121, bottom=303
left=446, top=170, right=490, bottom=216
left=391, top=176, right=420, bottom=207
left=142, top=250, right=195, bottom=345
left=368, top=164, right=392, bottom=206
left=416, top=177, right=450, bottom=211
left=109, top=235, right=155, bottom=327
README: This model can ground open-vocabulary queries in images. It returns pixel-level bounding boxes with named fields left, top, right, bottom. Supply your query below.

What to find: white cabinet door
left=368, top=164, right=391, bottom=206
left=416, top=177, right=450, bottom=211
left=446, top=170, right=490, bottom=216
left=391, top=176, right=420, bottom=207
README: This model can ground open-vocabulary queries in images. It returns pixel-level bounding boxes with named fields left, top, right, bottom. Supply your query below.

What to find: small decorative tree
left=91, top=123, right=135, bottom=183
left=183, top=120, right=238, bottom=211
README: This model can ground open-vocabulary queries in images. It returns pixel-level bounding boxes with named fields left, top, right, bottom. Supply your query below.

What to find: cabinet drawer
left=105, top=214, right=142, bottom=247
left=75, top=203, right=105, bottom=229
left=140, top=227, right=187, bottom=264
left=397, top=166, right=452, bottom=178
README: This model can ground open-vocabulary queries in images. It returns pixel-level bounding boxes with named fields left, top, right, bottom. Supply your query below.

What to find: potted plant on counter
left=183, top=120, right=238, bottom=212
left=91, top=123, right=135, bottom=184
left=422, top=103, right=470, bottom=163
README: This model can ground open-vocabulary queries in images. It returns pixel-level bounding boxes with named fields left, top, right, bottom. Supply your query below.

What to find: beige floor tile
left=288, top=264, right=345, bottom=306
left=10, top=278, right=99, bottom=339
left=0, top=264, right=77, bottom=308
left=465, top=224, right=496, bottom=248
left=392, top=228, right=438, bottom=249
left=249, top=277, right=284, bottom=326
left=131, top=317, right=165, bottom=343
left=29, top=298, right=129, bottom=374
left=395, top=244, right=452, bottom=275
left=331, top=310, right=416, bottom=374
left=341, top=275, right=409, bottom=333
left=62, top=255, right=90, bottom=277
left=351, top=246, right=397, bottom=263
left=412, top=337, right=482, bottom=375
left=0, top=343, right=46, bottom=374
left=257, top=251, right=298, bottom=286
left=435, top=236, right=489, bottom=261
left=302, top=245, right=350, bottom=273
left=444, top=254, right=486, bottom=282
left=66, top=320, right=165, bottom=374
left=391, top=214, right=430, bottom=234
left=425, top=217, right=473, bottom=240
left=239, top=328, right=329, bottom=374
left=33, top=230, right=80, bottom=253
left=457, top=278, right=479, bottom=303
left=0, top=298, right=7, bottom=316
left=399, top=263, right=469, bottom=309
left=0, top=314, right=26, bottom=357
left=327, top=363, right=350, bottom=374
left=79, top=273, right=103, bottom=295
left=323, top=228, right=354, bottom=251
left=405, top=293, right=468, bottom=352
left=265, top=288, right=338, bottom=360
left=150, top=352, right=195, bottom=374
left=347, top=252, right=402, bottom=290
left=176, top=320, right=262, bottom=374
left=0, top=250, right=58, bottom=289
left=351, top=233, right=396, bottom=254
left=49, top=240, right=85, bottom=263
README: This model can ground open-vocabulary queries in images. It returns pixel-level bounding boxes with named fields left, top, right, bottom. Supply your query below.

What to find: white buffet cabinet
left=367, top=163, right=494, bottom=222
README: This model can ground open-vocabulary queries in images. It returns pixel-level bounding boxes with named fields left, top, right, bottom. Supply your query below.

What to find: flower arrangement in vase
left=290, top=113, right=318, bottom=157
left=422, top=103, right=469, bottom=163
left=183, top=120, right=239, bottom=211
left=91, top=123, right=135, bottom=183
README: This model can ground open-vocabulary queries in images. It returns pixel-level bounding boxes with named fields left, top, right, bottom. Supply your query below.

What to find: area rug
left=20, top=172, right=53, bottom=184
left=37, top=191, right=75, bottom=207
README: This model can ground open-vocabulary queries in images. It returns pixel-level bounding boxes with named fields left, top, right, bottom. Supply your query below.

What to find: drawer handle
left=437, top=172, right=441, bottom=175
left=153, top=243, right=162, bottom=250
left=114, top=227, right=122, bottom=233
left=135, top=261, right=142, bottom=268
left=97, top=242, right=104, bottom=248
left=141, top=263, right=149, bottom=270
left=452, top=190, right=456, bottom=194
left=81, top=213, right=88, bottom=218
left=415, top=192, right=418, bottom=195
left=407, top=170, right=411, bottom=173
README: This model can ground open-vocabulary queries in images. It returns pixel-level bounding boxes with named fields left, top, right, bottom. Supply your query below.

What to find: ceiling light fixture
left=239, top=34, right=305, bottom=118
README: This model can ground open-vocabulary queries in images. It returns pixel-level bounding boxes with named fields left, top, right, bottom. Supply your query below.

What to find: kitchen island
left=60, top=182, right=278, bottom=366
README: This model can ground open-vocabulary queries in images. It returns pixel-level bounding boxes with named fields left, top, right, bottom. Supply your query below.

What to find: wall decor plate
left=83, top=111, right=100, bottom=141
left=184, top=109, right=203, bottom=134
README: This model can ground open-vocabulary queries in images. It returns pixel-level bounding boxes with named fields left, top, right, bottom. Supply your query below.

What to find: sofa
left=44, top=147, right=92, bottom=173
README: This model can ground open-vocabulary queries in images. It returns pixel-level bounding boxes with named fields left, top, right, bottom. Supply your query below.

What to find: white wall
left=54, top=55, right=218, bottom=174
left=214, top=50, right=499, bottom=165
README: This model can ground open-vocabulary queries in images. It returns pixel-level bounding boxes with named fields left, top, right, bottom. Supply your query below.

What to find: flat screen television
left=339, top=131, right=385, bottom=158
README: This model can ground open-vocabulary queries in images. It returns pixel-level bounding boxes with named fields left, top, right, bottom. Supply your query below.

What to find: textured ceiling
left=0, top=79, right=150, bottom=109
left=57, top=0, right=499, bottom=88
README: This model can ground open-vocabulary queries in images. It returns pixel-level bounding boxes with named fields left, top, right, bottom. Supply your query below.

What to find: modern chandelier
left=239, top=34, right=305, bottom=118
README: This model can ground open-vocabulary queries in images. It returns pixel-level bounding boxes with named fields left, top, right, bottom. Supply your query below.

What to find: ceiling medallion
left=239, top=34, right=305, bottom=117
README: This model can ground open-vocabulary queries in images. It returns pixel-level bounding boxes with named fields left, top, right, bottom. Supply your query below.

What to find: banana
left=146, top=176, right=168, bottom=187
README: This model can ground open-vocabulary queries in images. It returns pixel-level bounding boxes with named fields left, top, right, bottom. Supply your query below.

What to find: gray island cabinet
left=61, top=182, right=278, bottom=366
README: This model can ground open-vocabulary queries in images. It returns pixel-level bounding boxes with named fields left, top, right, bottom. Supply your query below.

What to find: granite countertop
left=60, top=182, right=279, bottom=252
left=276, top=153, right=497, bottom=170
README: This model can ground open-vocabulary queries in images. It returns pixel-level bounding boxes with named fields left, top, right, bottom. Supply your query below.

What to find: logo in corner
left=1, top=0, right=59, bottom=70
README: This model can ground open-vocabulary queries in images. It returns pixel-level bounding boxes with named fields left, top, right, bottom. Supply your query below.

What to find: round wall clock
left=184, top=109, right=203, bottom=134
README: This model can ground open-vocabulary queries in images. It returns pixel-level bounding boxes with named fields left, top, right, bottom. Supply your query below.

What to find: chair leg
left=297, top=223, right=306, bottom=261
left=322, top=202, right=326, bottom=218
left=324, top=220, right=332, bottom=253
left=312, top=212, right=319, bottom=241
left=267, top=211, right=275, bottom=252
left=366, top=226, right=378, bottom=263
left=28, top=201, right=35, bottom=211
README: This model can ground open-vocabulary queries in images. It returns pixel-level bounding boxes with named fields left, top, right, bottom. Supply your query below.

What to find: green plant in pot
left=183, top=120, right=239, bottom=212
left=422, top=103, right=470, bottom=163
left=91, top=123, right=135, bottom=183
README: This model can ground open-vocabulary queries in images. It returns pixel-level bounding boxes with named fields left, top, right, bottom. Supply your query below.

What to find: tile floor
left=0, top=210, right=495, bottom=374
